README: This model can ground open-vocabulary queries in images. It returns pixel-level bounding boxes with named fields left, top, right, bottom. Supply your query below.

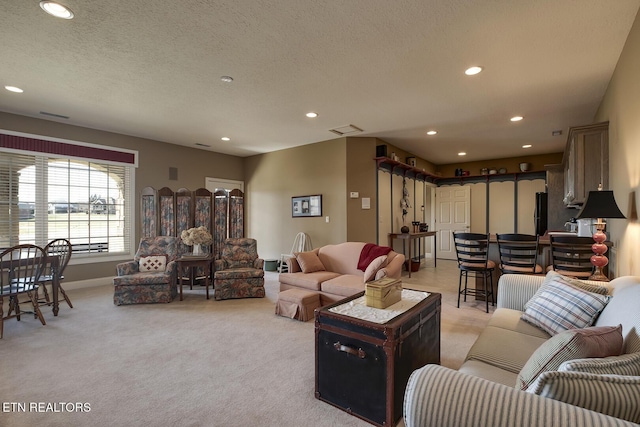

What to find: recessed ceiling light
left=306, top=112, right=318, bottom=118
left=5, top=86, right=24, bottom=93
left=522, top=144, right=532, bottom=148
left=220, top=76, right=234, bottom=83
left=458, top=152, right=467, bottom=156
left=464, top=66, right=483, bottom=76
left=510, top=116, right=524, bottom=122
left=426, top=130, right=437, bottom=136
left=39, top=1, right=74, bottom=19
left=221, top=137, right=230, bottom=141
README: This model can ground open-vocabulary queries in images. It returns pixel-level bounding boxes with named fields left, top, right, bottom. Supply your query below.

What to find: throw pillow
left=524, top=271, right=609, bottom=311
left=363, top=255, right=388, bottom=283
left=516, top=325, right=623, bottom=390
left=295, top=251, right=326, bottom=274
left=525, top=370, right=640, bottom=424
left=559, top=351, right=640, bottom=376
left=521, top=278, right=611, bottom=336
left=139, top=255, right=167, bottom=273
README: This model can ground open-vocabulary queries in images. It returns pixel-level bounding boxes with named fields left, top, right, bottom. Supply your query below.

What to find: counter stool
left=496, top=233, right=543, bottom=275
left=453, top=232, right=495, bottom=313
left=275, top=289, right=321, bottom=321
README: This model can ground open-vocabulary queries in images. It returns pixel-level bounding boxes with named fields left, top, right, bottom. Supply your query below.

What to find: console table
left=388, top=231, right=437, bottom=277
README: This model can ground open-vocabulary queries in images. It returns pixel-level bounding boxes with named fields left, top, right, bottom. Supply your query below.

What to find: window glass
left=0, top=151, right=132, bottom=257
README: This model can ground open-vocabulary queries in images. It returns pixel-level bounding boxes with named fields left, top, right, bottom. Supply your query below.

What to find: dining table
left=0, top=251, right=61, bottom=316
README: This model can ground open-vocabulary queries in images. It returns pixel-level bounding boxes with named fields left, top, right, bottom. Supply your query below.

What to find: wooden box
left=315, top=291, right=441, bottom=427
left=365, top=277, right=402, bottom=309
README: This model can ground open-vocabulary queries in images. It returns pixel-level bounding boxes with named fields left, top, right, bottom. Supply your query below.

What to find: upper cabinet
left=563, top=122, right=609, bottom=206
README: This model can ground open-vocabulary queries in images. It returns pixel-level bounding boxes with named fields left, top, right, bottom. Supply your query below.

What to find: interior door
left=435, top=186, right=470, bottom=260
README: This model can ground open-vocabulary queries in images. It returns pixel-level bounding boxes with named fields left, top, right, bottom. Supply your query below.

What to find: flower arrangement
left=180, top=226, right=213, bottom=246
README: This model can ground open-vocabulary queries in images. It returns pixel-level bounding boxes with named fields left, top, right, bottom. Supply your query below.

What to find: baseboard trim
left=64, top=277, right=114, bottom=290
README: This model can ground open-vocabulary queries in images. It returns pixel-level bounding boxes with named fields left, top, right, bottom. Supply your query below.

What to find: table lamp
left=575, top=186, right=625, bottom=281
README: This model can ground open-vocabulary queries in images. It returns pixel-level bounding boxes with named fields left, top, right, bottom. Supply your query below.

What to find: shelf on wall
left=375, top=157, right=440, bottom=183
left=375, top=157, right=546, bottom=185
left=435, top=170, right=546, bottom=185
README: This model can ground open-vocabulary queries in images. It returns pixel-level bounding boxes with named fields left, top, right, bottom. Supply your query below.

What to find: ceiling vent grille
left=329, top=124, right=363, bottom=136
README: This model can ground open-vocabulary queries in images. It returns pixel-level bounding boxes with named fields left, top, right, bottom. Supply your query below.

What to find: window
left=0, top=132, right=136, bottom=259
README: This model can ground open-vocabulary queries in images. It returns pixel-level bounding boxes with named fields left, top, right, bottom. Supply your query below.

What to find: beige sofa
left=404, top=273, right=640, bottom=427
left=278, top=241, right=405, bottom=305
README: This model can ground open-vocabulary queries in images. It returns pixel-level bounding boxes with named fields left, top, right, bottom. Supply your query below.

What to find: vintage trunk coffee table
left=315, top=289, right=441, bottom=426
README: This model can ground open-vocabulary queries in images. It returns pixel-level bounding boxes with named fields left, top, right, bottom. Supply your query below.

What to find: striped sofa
left=404, top=274, right=640, bottom=427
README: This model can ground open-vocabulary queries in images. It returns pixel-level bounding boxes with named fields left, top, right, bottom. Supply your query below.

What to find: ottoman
left=275, top=289, right=321, bottom=321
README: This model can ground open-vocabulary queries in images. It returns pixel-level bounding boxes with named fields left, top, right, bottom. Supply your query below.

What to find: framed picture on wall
left=292, top=195, right=322, bottom=217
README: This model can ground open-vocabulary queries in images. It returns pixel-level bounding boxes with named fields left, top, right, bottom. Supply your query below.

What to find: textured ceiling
left=1, top=0, right=638, bottom=164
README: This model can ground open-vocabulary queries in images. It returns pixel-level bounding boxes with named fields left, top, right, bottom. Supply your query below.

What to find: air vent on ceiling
left=40, top=111, right=69, bottom=119
left=329, top=124, right=363, bottom=136
left=195, top=143, right=211, bottom=147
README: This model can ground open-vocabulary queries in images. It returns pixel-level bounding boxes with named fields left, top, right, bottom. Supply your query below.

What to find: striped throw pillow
left=559, top=352, right=640, bottom=376
left=516, top=325, right=623, bottom=390
left=521, top=278, right=611, bottom=335
left=526, top=370, right=640, bottom=423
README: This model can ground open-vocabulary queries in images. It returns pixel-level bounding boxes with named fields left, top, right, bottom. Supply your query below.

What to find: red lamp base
left=589, top=227, right=610, bottom=282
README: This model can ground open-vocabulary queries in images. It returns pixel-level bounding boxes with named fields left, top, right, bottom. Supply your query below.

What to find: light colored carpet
left=0, top=259, right=492, bottom=427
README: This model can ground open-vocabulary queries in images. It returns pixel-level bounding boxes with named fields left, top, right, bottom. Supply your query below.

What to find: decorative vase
left=401, top=225, right=410, bottom=234
left=192, top=244, right=203, bottom=256
left=519, top=162, right=531, bottom=172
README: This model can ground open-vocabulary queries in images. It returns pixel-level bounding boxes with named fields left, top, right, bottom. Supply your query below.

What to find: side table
left=176, top=255, right=213, bottom=300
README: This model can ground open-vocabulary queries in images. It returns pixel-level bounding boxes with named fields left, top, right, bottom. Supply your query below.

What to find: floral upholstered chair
left=213, top=238, right=265, bottom=300
left=113, top=236, right=179, bottom=305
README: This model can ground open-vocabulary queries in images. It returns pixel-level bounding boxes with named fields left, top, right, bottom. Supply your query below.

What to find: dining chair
left=0, top=244, right=47, bottom=339
left=35, top=238, right=73, bottom=308
left=548, top=234, right=595, bottom=279
left=496, top=233, right=543, bottom=275
left=453, top=232, right=495, bottom=313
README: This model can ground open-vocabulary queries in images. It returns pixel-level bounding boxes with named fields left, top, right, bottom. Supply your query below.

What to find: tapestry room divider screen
left=140, top=186, right=244, bottom=260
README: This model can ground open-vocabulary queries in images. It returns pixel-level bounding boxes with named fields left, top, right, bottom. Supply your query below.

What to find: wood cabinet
left=563, top=122, right=609, bottom=206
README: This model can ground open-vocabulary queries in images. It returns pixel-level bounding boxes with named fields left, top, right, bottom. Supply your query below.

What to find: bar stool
left=453, top=232, right=495, bottom=313
left=496, top=233, right=543, bottom=275
left=548, top=235, right=595, bottom=279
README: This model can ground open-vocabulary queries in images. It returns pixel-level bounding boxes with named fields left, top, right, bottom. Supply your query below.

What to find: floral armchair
left=113, top=236, right=179, bottom=305
left=213, top=238, right=265, bottom=300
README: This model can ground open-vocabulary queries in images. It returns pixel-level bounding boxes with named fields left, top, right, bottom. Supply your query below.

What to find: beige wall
left=0, top=112, right=244, bottom=282
left=346, top=137, right=379, bottom=243
left=243, top=138, right=347, bottom=260
left=594, top=8, right=640, bottom=277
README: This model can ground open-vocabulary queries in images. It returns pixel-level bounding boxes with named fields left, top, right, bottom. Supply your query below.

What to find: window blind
left=0, top=150, right=133, bottom=256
